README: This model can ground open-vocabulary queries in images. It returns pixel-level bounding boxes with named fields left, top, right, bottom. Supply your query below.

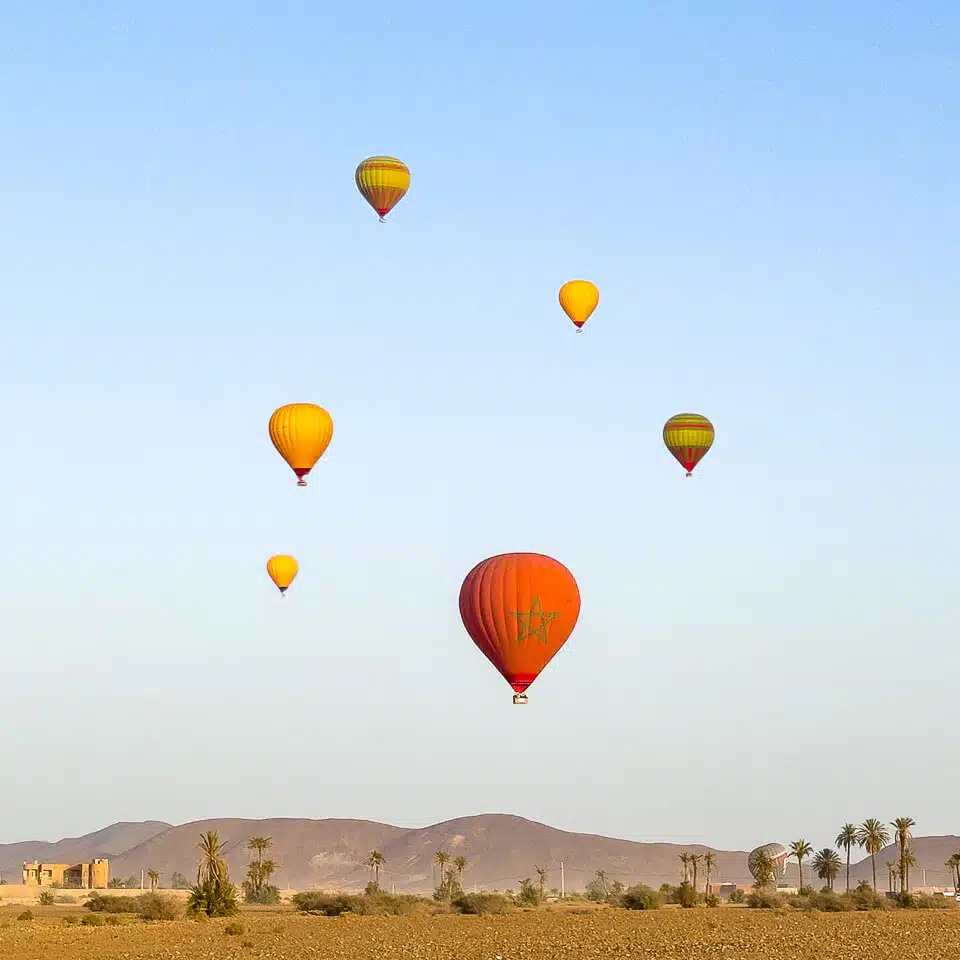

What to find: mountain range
left=2, top=816, right=957, bottom=892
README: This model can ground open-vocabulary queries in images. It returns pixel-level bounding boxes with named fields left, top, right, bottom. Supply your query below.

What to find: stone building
left=22, top=858, right=109, bottom=889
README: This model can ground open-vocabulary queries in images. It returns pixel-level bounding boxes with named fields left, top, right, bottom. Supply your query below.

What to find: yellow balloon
left=269, top=403, right=334, bottom=486
left=355, top=156, right=410, bottom=221
left=558, top=280, right=599, bottom=331
left=266, top=555, right=299, bottom=595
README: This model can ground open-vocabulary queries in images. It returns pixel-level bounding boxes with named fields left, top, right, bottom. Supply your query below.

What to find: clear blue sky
left=1, top=0, right=958, bottom=857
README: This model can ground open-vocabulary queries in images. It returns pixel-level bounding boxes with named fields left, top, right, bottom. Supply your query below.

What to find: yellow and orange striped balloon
left=266, top=555, right=298, bottom=595
left=663, top=413, right=714, bottom=476
left=355, top=156, right=410, bottom=221
left=558, top=280, right=599, bottom=331
left=269, top=403, right=334, bottom=487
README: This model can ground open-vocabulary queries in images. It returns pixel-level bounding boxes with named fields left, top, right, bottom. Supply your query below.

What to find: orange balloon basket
left=512, top=693, right=529, bottom=705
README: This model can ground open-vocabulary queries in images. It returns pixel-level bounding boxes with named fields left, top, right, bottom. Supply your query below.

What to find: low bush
left=63, top=915, right=79, bottom=926
left=452, top=892, right=511, bottom=915
left=704, top=893, right=721, bottom=908
left=17, top=910, right=33, bottom=921
left=244, top=884, right=281, bottom=905
left=38, top=890, right=56, bottom=905
left=105, top=915, right=121, bottom=926
left=137, top=892, right=181, bottom=921
left=291, top=890, right=431, bottom=916
left=620, top=885, right=663, bottom=910
left=728, top=888, right=746, bottom=904
left=85, top=893, right=141, bottom=914
left=847, top=885, right=890, bottom=911
left=746, top=890, right=783, bottom=909
left=81, top=913, right=105, bottom=926
left=676, top=882, right=699, bottom=908
left=224, top=921, right=245, bottom=936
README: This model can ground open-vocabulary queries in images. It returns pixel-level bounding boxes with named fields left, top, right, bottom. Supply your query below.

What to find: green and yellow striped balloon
left=663, top=413, right=714, bottom=477
left=355, top=156, right=410, bottom=221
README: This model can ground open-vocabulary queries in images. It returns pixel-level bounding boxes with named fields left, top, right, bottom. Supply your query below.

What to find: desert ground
left=0, top=902, right=958, bottom=960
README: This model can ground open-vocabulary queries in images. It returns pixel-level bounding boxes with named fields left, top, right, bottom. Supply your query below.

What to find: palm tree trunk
left=871, top=854, right=877, bottom=890
left=845, top=849, right=850, bottom=892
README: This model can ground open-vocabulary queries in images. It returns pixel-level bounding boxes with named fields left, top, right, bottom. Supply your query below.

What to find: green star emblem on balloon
left=507, top=595, right=559, bottom=645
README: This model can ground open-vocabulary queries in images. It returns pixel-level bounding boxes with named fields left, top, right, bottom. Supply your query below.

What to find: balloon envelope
left=558, top=280, right=599, bottom=331
left=355, top=156, right=410, bottom=220
left=663, top=413, right=714, bottom=476
left=266, top=555, right=298, bottom=594
left=459, top=552, right=581, bottom=702
left=269, top=403, right=334, bottom=486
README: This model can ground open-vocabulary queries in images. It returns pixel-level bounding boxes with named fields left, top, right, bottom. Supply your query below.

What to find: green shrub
left=137, top=892, right=181, bottom=921
left=676, top=881, right=698, bottom=908
left=85, top=894, right=140, bottom=914
left=452, top=892, right=511, bottom=915
left=81, top=913, right=105, bottom=926
left=746, top=890, right=783, bottom=909
left=728, top=888, right=745, bottom=904
left=847, top=885, right=890, bottom=911
left=620, top=885, right=663, bottom=910
left=243, top=883, right=281, bottom=905
left=63, top=915, right=79, bottom=926
left=704, top=893, right=720, bottom=908
left=292, top=892, right=355, bottom=915
left=105, top=915, right=121, bottom=926
left=804, top=891, right=853, bottom=912
left=224, top=921, right=245, bottom=936
left=38, top=890, right=56, bottom=906
left=17, top=910, right=33, bottom=921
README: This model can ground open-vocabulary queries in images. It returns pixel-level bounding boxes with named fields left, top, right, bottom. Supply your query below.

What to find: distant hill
left=0, top=821, right=171, bottom=881
left=3, top=816, right=958, bottom=893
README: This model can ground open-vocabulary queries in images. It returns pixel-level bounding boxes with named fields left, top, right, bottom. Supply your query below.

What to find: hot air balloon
left=663, top=413, right=714, bottom=477
left=748, top=843, right=789, bottom=884
left=269, top=403, right=334, bottom=487
left=355, top=156, right=410, bottom=221
left=558, top=280, right=599, bottom=332
left=459, top=552, right=581, bottom=704
left=266, top=555, right=298, bottom=595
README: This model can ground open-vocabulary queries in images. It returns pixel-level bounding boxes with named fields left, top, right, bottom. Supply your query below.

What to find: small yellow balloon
left=267, top=555, right=299, bottom=595
left=355, top=156, right=410, bottom=221
left=558, top=280, right=600, bottom=332
left=269, top=403, right=334, bottom=487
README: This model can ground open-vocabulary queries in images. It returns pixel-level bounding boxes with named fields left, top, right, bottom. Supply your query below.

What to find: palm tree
left=886, top=861, right=897, bottom=893
left=835, top=823, right=858, bottom=892
left=891, top=817, right=915, bottom=893
left=901, top=850, right=916, bottom=892
left=703, top=851, right=717, bottom=896
left=945, top=853, right=960, bottom=894
left=366, top=850, right=386, bottom=889
left=247, top=836, right=272, bottom=870
left=856, top=819, right=890, bottom=890
left=595, top=869, right=610, bottom=896
left=689, top=854, right=702, bottom=892
left=811, top=849, right=841, bottom=890
left=750, top=850, right=775, bottom=890
left=198, top=830, right=229, bottom=884
left=147, top=869, right=159, bottom=891
left=453, top=856, right=468, bottom=886
left=188, top=830, right=238, bottom=917
left=789, top=840, right=813, bottom=892
left=434, top=850, right=451, bottom=888
left=678, top=852, right=691, bottom=884
left=535, top=864, right=548, bottom=901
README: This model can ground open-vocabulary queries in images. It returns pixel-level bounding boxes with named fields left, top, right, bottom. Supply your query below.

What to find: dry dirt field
left=0, top=907, right=958, bottom=960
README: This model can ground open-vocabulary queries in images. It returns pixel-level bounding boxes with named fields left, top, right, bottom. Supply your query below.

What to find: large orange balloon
left=558, top=280, right=599, bottom=332
left=266, top=555, right=298, bottom=595
left=269, top=403, right=334, bottom=486
left=459, top=552, right=581, bottom=704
